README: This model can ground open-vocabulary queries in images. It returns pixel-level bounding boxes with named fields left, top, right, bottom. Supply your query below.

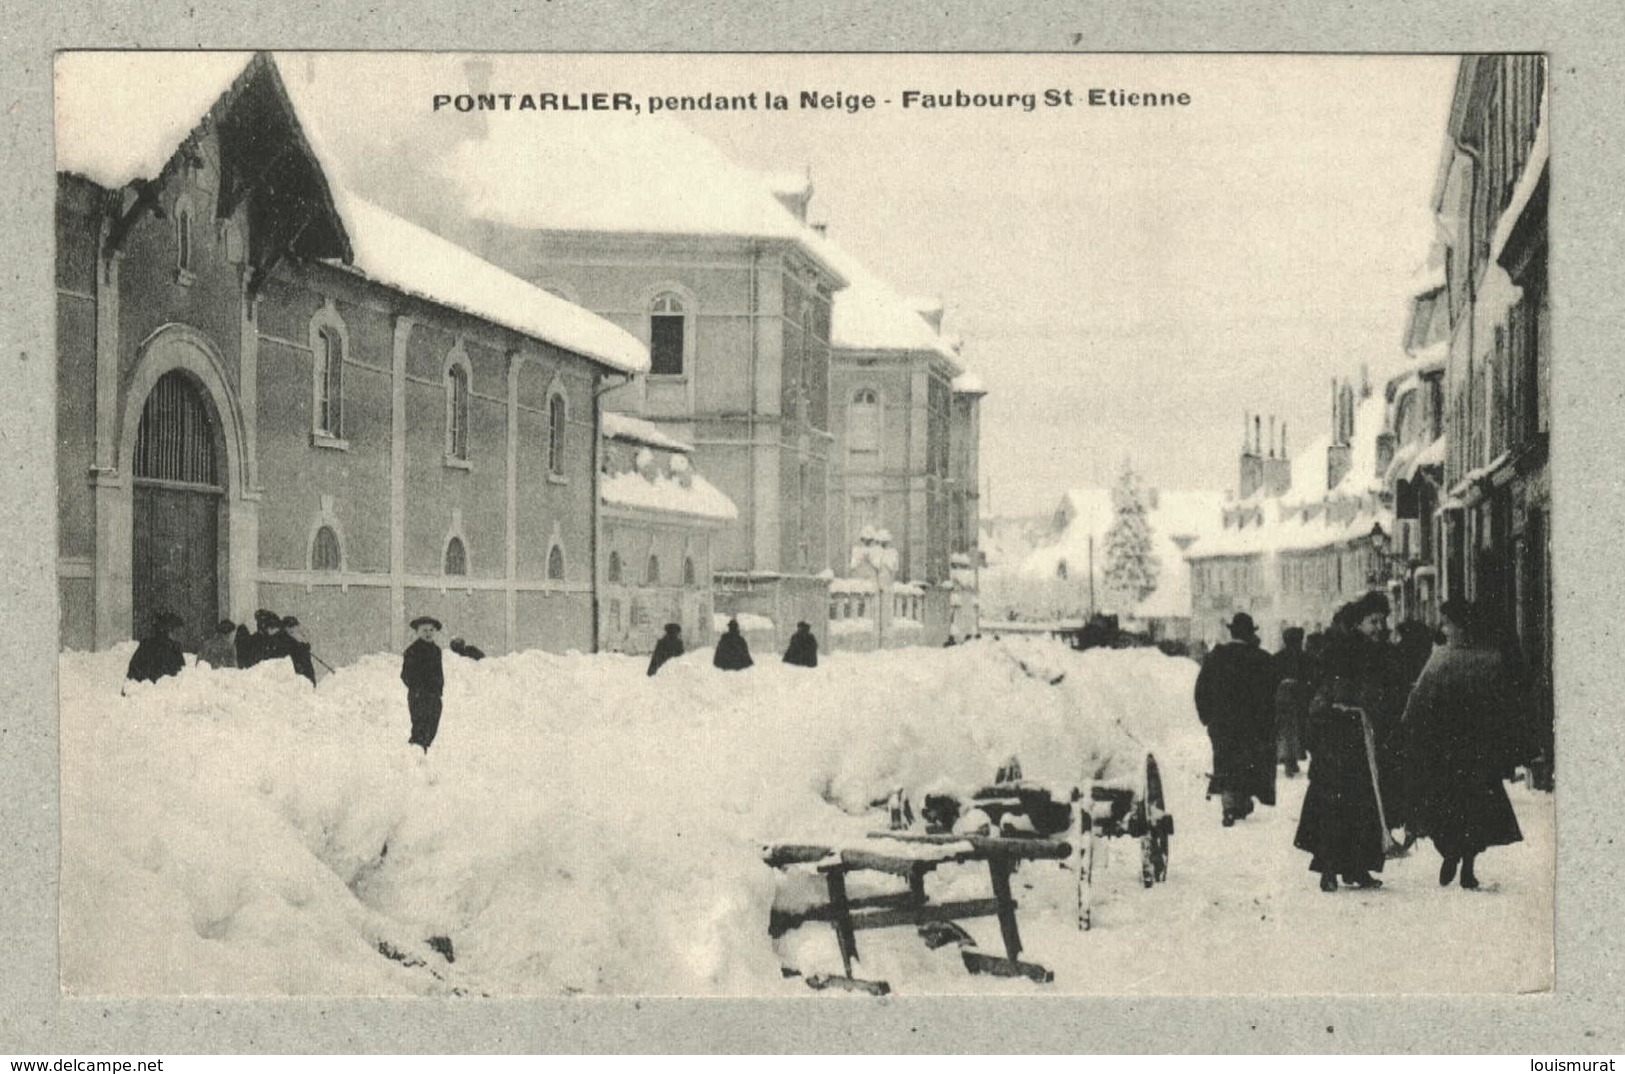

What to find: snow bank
left=61, top=639, right=1195, bottom=996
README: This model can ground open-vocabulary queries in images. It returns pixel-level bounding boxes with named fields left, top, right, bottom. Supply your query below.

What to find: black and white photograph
left=47, top=49, right=1558, bottom=1002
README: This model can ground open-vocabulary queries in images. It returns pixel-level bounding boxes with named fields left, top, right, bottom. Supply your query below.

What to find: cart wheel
left=1140, top=754, right=1170, bottom=887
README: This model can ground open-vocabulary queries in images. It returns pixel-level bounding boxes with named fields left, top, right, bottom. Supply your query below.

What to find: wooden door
left=132, top=485, right=220, bottom=652
left=130, top=370, right=223, bottom=652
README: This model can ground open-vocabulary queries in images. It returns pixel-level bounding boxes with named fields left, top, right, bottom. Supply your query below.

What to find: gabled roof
left=811, top=230, right=963, bottom=369
left=56, top=51, right=648, bottom=376
left=55, top=50, right=254, bottom=190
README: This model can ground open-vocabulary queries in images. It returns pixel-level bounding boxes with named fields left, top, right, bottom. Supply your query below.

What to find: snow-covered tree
left=1102, top=461, right=1160, bottom=614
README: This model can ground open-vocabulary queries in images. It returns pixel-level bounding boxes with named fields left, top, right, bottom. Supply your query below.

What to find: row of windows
left=308, top=524, right=566, bottom=580
left=605, top=550, right=699, bottom=587
left=828, top=593, right=924, bottom=620
left=309, top=320, right=569, bottom=473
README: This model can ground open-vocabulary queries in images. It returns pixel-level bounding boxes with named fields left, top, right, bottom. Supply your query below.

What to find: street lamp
left=1366, top=521, right=1409, bottom=589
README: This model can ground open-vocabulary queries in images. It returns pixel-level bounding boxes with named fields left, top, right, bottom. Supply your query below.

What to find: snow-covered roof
left=811, top=231, right=963, bottom=368
left=330, top=192, right=649, bottom=375
left=55, top=51, right=255, bottom=188
left=437, top=110, right=842, bottom=283
left=601, top=469, right=737, bottom=523
left=762, top=169, right=812, bottom=199
left=56, top=51, right=649, bottom=377
left=602, top=412, right=693, bottom=453
left=953, top=370, right=987, bottom=395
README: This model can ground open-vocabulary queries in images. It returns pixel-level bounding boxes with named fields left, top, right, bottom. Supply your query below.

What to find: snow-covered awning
left=602, top=412, right=693, bottom=453
left=601, top=469, right=737, bottom=523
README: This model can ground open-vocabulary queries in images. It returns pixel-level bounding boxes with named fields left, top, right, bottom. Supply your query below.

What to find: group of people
left=1196, top=592, right=1533, bottom=893
left=125, top=608, right=318, bottom=685
left=645, top=619, right=820, bottom=676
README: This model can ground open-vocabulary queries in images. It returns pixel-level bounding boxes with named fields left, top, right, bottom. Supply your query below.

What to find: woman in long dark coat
left=1402, top=600, right=1527, bottom=889
left=713, top=619, right=754, bottom=671
left=1294, top=596, right=1403, bottom=891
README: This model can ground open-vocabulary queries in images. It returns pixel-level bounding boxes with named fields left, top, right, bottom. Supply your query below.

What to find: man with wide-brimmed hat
left=126, top=610, right=186, bottom=685
left=1194, top=611, right=1280, bottom=826
left=401, top=615, right=446, bottom=752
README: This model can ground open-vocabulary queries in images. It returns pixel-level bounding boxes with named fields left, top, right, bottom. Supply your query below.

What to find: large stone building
left=309, top=86, right=849, bottom=649
left=54, top=53, right=653, bottom=663
left=809, top=225, right=984, bottom=647
left=1431, top=53, right=1551, bottom=778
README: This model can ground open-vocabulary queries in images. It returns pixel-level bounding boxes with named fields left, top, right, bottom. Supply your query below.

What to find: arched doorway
left=130, top=370, right=225, bottom=651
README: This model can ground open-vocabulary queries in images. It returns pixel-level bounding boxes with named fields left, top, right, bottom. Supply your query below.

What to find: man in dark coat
left=236, top=609, right=281, bottom=668
left=782, top=621, right=818, bottom=668
left=1194, top=612, right=1279, bottom=826
left=1271, top=626, right=1316, bottom=777
left=401, top=615, right=446, bottom=752
left=1402, top=599, right=1528, bottom=889
left=647, top=623, right=684, bottom=676
left=126, top=611, right=186, bottom=684
left=713, top=618, right=754, bottom=671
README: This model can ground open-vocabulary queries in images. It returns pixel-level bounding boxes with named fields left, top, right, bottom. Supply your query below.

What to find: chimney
left=1238, top=412, right=1264, bottom=499
left=1375, top=431, right=1397, bottom=478
left=1262, top=419, right=1292, bottom=496
left=1254, top=415, right=1262, bottom=457
left=1268, top=415, right=1277, bottom=458
left=1327, top=442, right=1352, bottom=492
left=1280, top=422, right=1288, bottom=459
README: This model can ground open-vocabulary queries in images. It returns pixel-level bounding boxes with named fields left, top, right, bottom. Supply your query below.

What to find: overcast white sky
left=308, top=53, right=1460, bottom=517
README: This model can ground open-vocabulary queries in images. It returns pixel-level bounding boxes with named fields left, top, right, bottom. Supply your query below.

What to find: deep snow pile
left=61, top=638, right=1194, bottom=996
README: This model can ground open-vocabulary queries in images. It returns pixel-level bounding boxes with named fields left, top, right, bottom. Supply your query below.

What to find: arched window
left=314, top=327, right=343, bottom=437
left=444, top=536, right=468, bottom=576
left=548, top=544, right=566, bottom=580
left=646, top=554, right=661, bottom=586
left=312, top=525, right=342, bottom=571
left=548, top=392, right=567, bottom=474
left=607, top=550, right=623, bottom=584
left=446, top=360, right=471, bottom=461
left=849, top=388, right=880, bottom=458
left=683, top=556, right=696, bottom=585
left=650, top=293, right=685, bottom=376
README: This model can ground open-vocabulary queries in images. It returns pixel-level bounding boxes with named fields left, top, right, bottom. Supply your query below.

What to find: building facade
left=56, top=53, right=648, bottom=664
left=597, top=413, right=735, bottom=654
left=1432, top=53, right=1552, bottom=779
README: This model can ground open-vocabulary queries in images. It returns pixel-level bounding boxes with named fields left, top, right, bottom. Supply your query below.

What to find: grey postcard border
left=4, top=0, right=1623, bottom=1054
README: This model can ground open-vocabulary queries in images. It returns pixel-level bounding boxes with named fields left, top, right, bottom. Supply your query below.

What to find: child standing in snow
left=402, top=616, right=445, bottom=752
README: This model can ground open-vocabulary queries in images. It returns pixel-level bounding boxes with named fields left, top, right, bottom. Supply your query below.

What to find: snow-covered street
left=60, top=639, right=1552, bottom=996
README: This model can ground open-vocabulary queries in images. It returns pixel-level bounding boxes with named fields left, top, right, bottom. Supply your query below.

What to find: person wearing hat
left=1294, top=596, right=1404, bottom=891
left=1194, top=611, right=1280, bottom=826
left=280, top=615, right=317, bottom=684
left=237, top=608, right=282, bottom=669
left=712, top=617, right=754, bottom=671
left=782, top=621, right=818, bottom=668
left=1400, top=599, right=1530, bottom=890
left=401, top=616, right=446, bottom=752
left=1271, top=626, right=1316, bottom=778
left=126, top=611, right=186, bottom=684
left=198, top=618, right=239, bottom=670
left=646, top=623, right=684, bottom=677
